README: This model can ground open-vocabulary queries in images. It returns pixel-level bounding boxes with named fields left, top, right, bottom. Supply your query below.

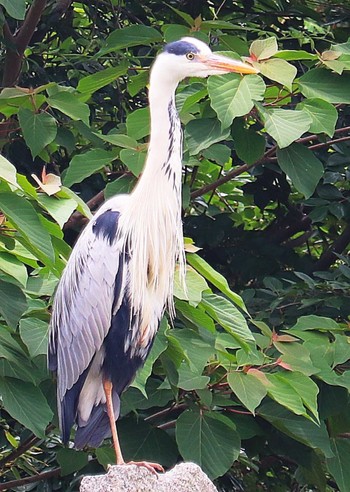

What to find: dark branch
left=0, top=468, right=60, bottom=491
left=2, top=0, right=48, bottom=87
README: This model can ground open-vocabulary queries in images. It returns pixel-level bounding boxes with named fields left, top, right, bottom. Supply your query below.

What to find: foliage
left=0, top=1, right=350, bottom=491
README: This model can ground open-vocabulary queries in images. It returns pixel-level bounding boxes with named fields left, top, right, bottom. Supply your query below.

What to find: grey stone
left=80, top=462, right=218, bottom=492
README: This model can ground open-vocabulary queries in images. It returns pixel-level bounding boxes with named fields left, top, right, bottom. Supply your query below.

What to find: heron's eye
left=186, top=52, right=195, bottom=60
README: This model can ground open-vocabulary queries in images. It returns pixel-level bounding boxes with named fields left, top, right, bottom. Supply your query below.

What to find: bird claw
left=127, top=460, right=164, bottom=475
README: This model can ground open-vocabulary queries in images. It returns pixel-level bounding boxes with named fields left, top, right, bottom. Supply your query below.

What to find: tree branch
left=0, top=468, right=60, bottom=491
left=2, top=0, right=48, bottom=87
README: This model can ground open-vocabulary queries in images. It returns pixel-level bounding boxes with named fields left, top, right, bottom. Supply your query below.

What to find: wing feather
left=49, top=201, right=128, bottom=404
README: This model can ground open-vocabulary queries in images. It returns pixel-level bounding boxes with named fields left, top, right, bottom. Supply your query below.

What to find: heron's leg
left=103, top=379, right=124, bottom=465
left=103, top=379, right=164, bottom=474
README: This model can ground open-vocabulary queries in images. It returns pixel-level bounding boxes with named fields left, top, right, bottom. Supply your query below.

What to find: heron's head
left=152, top=37, right=258, bottom=84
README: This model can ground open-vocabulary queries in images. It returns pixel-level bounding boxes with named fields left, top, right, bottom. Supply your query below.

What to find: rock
left=80, top=462, right=218, bottom=492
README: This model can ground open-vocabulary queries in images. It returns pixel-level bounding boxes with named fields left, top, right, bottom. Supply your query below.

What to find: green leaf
left=259, top=58, right=297, bottom=90
left=174, top=266, right=209, bottom=305
left=0, top=280, right=27, bottom=329
left=126, top=108, right=150, bottom=140
left=36, top=195, right=77, bottom=229
left=276, top=371, right=319, bottom=422
left=0, top=192, right=55, bottom=263
left=57, top=448, right=89, bottom=476
left=258, top=105, right=312, bottom=148
left=95, top=133, right=138, bottom=150
left=250, top=37, right=278, bottom=60
left=232, top=119, right=266, bottom=164
left=296, top=98, right=338, bottom=137
left=187, top=253, right=248, bottom=312
left=0, top=0, right=26, bottom=19
left=120, top=149, right=146, bottom=177
left=202, top=292, right=254, bottom=346
left=227, top=371, right=267, bottom=414
left=47, top=92, right=90, bottom=125
left=63, top=149, right=115, bottom=187
left=19, top=318, right=49, bottom=358
left=104, top=175, right=135, bottom=199
left=0, top=377, right=53, bottom=437
left=131, top=320, right=168, bottom=394
left=327, top=438, right=350, bottom=492
left=176, top=409, right=240, bottom=479
left=177, top=364, right=210, bottom=390
left=77, top=63, right=129, bottom=94
left=170, top=328, right=214, bottom=374
left=260, top=401, right=333, bottom=457
left=119, top=416, right=178, bottom=468
left=186, top=118, right=230, bottom=155
left=202, top=144, right=231, bottom=165
left=277, top=143, right=324, bottom=198
left=274, top=50, right=318, bottom=61
left=0, top=154, right=18, bottom=187
left=18, top=108, right=57, bottom=158
left=208, top=73, right=265, bottom=128
left=101, top=25, right=162, bottom=55
left=176, top=300, right=215, bottom=333
left=0, top=252, right=27, bottom=286
left=266, top=373, right=307, bottom=417
left=298, top=69, right=350, bottom=104
left=291, top=315, right=341, bottom=332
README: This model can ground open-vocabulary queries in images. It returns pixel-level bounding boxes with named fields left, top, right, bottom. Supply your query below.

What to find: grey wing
left=48, top=205, right=126, bottom=404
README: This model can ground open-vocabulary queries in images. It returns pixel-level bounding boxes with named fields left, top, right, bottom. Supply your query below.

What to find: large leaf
left=0, top=252, right=27, bottom=286
left=18, top=108, right=57, bottom=158
left=0, top=154, right=18, bottom=187
left=57, top=449, right=89, bottom=476
left=277, top=143, right=324, bottom=198
left=0, top=279, right=27, bottom=329
left=187, top=253, right=247, bottom=312
left=185, top=118, right=230, bottom=155
left=249, top=37, right=278, bottom=60
left=275, top=371, right=319, bottom=422
left=101, top=25, right=162, bottom=54
left=176, top=409, right=240, bottom=479
left=0, top=192, right=54, bottom=263
left=327, top=438, right=350, bottom=492
left=19, top=318, right=49, bottom=358
left=232, top=119, right=266, bottom=164
left=227, top=371, right=267, bottom=414
left=0, top=0, right=26, bottom=19
left=201, top=292, right=254, bottom=346
left=0, top=377, right=53, bottom=437
left=77, top=63, right=129, bottom=94
left=36, top=195, right=77, bottom=228
left=47, top=92, right=90, bottom=125
left=208, top=73, right=265, bottom=128
left=298, top=69, right=350, bottom=104
left=266, top=373, right=307, bottom=417
left=63, top=149, right=115, bottom=187
left=126, top=107, right=150, bottom=140
left=296, top=98, right=338, bottom=137
left=173, top=265, right=208, bottom=306
left=260, top=401, right=333, bottom=457
left=119, top=416, right=178, bottom=468
left=259, top=58, right=297, bottom=90
left=258, top=105, right=312, bottom=148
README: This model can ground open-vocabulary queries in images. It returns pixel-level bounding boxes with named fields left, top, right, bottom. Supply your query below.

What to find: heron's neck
left=131, top=75, right=182, bottom=200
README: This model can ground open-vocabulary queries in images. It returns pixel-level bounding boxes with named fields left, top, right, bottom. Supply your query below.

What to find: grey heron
left=48, top=37, right=258, bottom=472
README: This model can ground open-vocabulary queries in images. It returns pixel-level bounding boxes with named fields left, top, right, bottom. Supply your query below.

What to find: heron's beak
left=201, top=54, right=259, bottom=74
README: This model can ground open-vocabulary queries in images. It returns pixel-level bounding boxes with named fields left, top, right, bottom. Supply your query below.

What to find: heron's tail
left=74, top=392, right=120, bottom=449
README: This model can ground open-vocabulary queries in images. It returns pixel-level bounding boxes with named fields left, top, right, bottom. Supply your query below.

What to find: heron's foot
left=127, top=460, right=164, bottom=475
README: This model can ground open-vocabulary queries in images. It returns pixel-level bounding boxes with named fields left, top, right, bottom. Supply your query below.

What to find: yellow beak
left=201, top=54, right=259, bottom=74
